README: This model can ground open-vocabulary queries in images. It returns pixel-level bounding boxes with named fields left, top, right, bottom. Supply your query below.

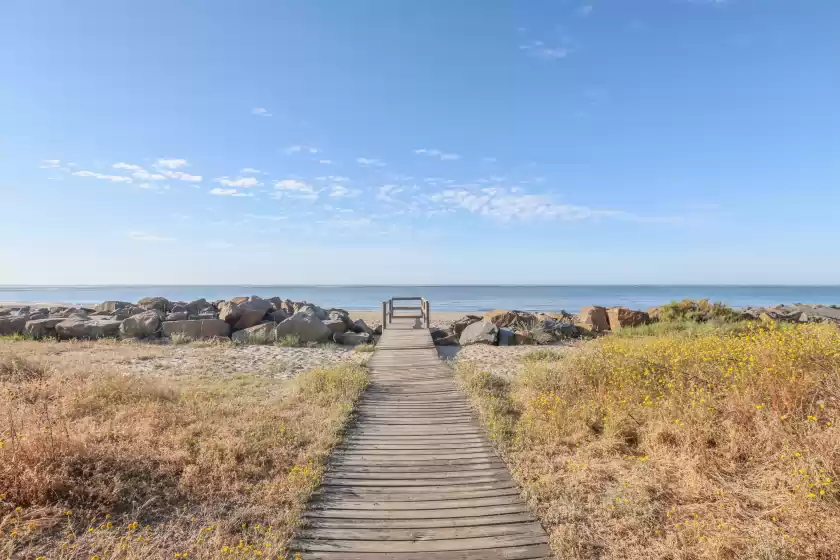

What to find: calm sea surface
left=2, top=286, right=839, bottom=313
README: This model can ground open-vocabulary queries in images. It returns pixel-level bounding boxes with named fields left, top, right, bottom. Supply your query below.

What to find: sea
left=2, top=286, right=839, bottom=314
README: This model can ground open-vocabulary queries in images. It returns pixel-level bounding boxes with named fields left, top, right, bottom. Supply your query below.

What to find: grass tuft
left=354, top=343, right=375, bottom=353
left=458, top=322, right=840, bottom=559
left=169, top=332, right=193, bottom=345
left=275, top=334, right=302, bottom=348
left=520, top=348, right=566, bottom=363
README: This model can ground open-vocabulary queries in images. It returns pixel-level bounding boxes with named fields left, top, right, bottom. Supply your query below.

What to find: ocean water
left=1, top=286, right=839, bottom=314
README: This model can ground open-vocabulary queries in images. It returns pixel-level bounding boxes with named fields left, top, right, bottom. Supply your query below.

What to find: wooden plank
left=303, top=513, right=538, bottom=529
left=305, top=504, right=530, bottom=519
left=294, top=545, right=553, bottom=560
left=296, top=534, right=548, bottom=553
left=315, top=495, right=524, bottom=511
left=297, top=522, right=545, bottom=541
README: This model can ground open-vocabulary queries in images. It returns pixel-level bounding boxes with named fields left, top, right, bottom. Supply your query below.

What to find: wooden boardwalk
left=291, top=318, right=552, bottom=559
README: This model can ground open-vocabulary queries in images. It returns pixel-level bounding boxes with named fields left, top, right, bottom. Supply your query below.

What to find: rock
left=233, top=300, right=273, bottom=330
left=483, top=309, right=538, bottom=329
left=268, top=309, right=289, bottom=323
left=231, top=323, right=276, bottom=344
left=161, top=319, right=231, bottom=340
left=194, top=309, right=219, bottom=320
left=274, top=312, right=331, bottom=343
left=58, top=307, right=88, bottom=318
left=553, top=323, right=580, bottom=339
left=453, top=315, right=482, bottom=336
left=95, top=301, right=132, bottom=313
left=165, top=311, right=190, bottom=321
left=120, top=311, right=162, bottom=338
left=296, top=303, right=328, bottom=320
left=336, top=331, right=371, bottom=345
left=373, top=324, right=383, bottom=335
left=459, top=321, right=498, bottom=346
left=56, top=318, right=122, bottom=339
left=28, top=310, right=50, bottom=321
left=137, top=297, right=171, bottom=312
left=0, top=316, right=27, bottom=336
left=186, top=298, right=211, bottom=315
left=352, top=319, right=374, bottom=335
left=498, top=328, right=514, bottom=346
left=434, top=333, right=460, bottom=346
left=25, top=318, right=65, bottom=338
left=606, top=307, right=650, bottom=329
left=324, top=319, right=348, bottom=334
left=0, top=308, right=11, bottom=317
left=578, top=306, right=610, bottom=332
left=219, top=299, right=273, bottom=329
left=268, top=296, right=284, bottom=309
left=230, top=296, right=249, bottom=305
left=114, top=306, right=145, bottom=321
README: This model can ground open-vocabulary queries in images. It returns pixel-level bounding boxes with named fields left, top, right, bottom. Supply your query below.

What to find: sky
left=1, top=0, right=838, bottom=285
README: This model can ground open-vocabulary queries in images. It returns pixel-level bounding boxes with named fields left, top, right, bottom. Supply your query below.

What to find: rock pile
left=0, top=297, right=378, bottom=346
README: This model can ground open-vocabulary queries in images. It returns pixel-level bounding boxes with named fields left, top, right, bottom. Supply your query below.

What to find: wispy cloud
left=285, top=145, right=319, bottom=155
left=209, top=187, right=253, bottom=197
left=318, top=159, right=334, bottom=165
left=377, top=184, right=404, bottom=202
left=214, top=176, right=260, bottom=188
left=154, top=158, right=188, bottom=170
left=40, top=159, right=62, bottom=169
left=413, top=148, right=461, bottom=161
left=159, top=170, right=202, bottom=183
left=430, top=186, right=679, bottom=223
left=520, top=40, right=572, bottom=60
left=315, top=175, right=350, bottom=183
left=112, top=162, right=143, bottom=171
left=133, top=169, right=166, bottom=181
left=241, top=167, right=262, bottom=175
left=251, top=107, right=272, bottom=117
left=329, top=185, right=360, bottom=198
left=357, top=157, right=386, bottom=167
left=72, top=170, right=133, bottom=183
left=128, top=231, right=174, bottom=242
left=274, top=178, right=319, bottom=200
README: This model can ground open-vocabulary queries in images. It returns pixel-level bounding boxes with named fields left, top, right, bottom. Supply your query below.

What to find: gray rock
left=274, top=312, right=331, bottom=343
left=553, top=323, right=579, bottom=339
left=95, top=301, right=132, bottom=313
left=459, top=321, right=499, bottom=346
left=137, top=297, right=171, bottom=312
left=25, top=318, right=65, bottom=339
left=352, top=319, right=374, bottom=335
left=161, top=319, right=231, bottom=340
left=268, top=296, right=285, bottom=309
left=57, top=307, right=88, bottom=318
left=114, top=306, right=145, bottom=321
left=296, top=303, right=328, bottom=320
left=28, top=311, right=50, bottom=321
left=268, top=309, right=289, bottom=323
left=194, top=308, right=220, bottom=320
left=49, top=306, right=68, bottom=315
left=0, top=316, right=27, bottom=336
left=434, top=333, right=460, bottom=346
left=165, top=311, right=190, bottom=321
left=231, top=323, right=276, bottom=344
left=335, top=331, right=371, bottom=345
left=55, top=318, right=122, bottom=339
left=219, top=299, right=273, bottom=329
left=324, top=319, right=348, bottom=334
left=0, top=308, right=11, bottom=317
left=120, top=311, right=162, bottom=338
left=453, top=315, right=483, bottom=336
left=186, top=298, right=211, bottom=314
left=170, top=304, right=189, bottom=314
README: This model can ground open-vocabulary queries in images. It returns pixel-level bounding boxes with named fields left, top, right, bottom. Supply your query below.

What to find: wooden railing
left=381, top=297, right=430, bottom=329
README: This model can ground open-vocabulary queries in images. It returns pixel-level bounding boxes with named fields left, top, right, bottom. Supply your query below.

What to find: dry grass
left=0, top=341, right=368, bottom=559
left=457, top=322, right=839, bottom=559
left=354, top=344, right=375, bottom=353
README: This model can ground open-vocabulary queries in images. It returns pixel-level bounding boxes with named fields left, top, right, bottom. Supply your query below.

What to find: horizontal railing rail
left=381, top=297, right=430, bottom=329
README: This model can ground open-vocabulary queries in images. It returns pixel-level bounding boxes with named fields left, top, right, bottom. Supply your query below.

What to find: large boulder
left=55, top=318, right=122, bottom=339
left=324, top=319, right=348, bottom=334
left=296, top=303, right=328, bottom=320
left=328, top=309, right=355, bottom=329
left=274, top=312, right=331, bottom=343
left=137, top=297, right=171, bottom=313
left=335, top=331, right=371, bottom=346
left=57, top=307, right=88, bottom=319
left=120, top=311, right=162, bottom=338
left=268, top=309, right=289, bottom=323
left=165, top=311, right=190, bottom=321
left=231, top=323, right=276, bottom=344
left=162, top=319, right=231, bottom=339
left=607, top=307, right=649, bottom=329
left=459, top=321, right=499, bottom=346
left=24, top=318, right=65, bottom=339
left=352, top=319, right=374, bottom=335
left=268, top=297, right=285, bottom=309
left=230, top=296, right=249, bottom=305
left=219, top=299, right=273, bottom=329
left=483, top=310, right=538, bottom=330
left=0, top=316, right=27, bottom=336
left=578, top=306, right=610, bottom=332
left=185, top=298, right=211, bottom=315
left=453, top=315, right=482, bottom=336
left=95, top=301, right=132, bottom=313
left=113, top=306, right=145, bottom=321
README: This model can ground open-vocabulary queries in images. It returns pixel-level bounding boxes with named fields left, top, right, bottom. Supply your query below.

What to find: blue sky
left=1, top=0, right=838, bottom=285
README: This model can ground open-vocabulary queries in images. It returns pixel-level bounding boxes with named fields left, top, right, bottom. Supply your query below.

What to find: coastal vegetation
left=457, top=319, right=840, bottom=558
left=0, top=343, right=367, bottom=559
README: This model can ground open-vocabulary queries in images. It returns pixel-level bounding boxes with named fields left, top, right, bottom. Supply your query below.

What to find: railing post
left=426, top=300, right=431, bottom=328
left=381, top=301, right=387, bottom=330
left=388, top=299, right=393, bottom=323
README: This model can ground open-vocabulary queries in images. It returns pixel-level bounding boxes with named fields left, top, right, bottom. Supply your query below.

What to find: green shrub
left=656, top=298, right=740, bottom=323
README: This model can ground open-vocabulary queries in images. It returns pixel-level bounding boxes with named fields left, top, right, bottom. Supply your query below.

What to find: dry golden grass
left=458, top=322, right=839, bottom=560
left=0, top=340, right=367, bottom=559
